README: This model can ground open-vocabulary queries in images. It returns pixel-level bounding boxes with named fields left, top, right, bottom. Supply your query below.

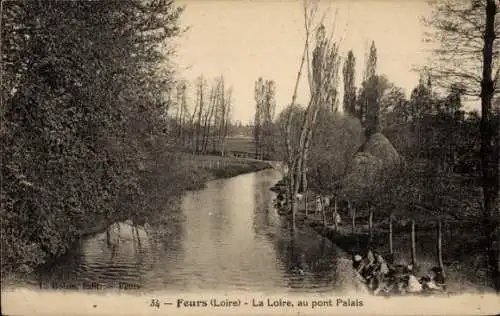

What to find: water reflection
left=23, top=169, right=349, bottom=293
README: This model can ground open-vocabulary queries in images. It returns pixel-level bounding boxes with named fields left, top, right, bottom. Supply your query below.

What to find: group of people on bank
left=274, top=191, right=342, bottom=227
left=271, top=183, right=447, bottom=297
left=352, top=249, right=447, bottom=296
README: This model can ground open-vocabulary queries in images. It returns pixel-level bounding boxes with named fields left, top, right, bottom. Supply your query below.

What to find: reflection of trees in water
left=33, top=197, right=186, bottom=291
left=252, top=182, right=273, bottom=235
left=33, top=239, right=85, bottom=289
left=252, top=171, right=282, bottom=235
left=144, top=197, right=184, bottom=264
left=270, top=223, right=340, bottom=289
left=208, top=181, right=229, bottom=243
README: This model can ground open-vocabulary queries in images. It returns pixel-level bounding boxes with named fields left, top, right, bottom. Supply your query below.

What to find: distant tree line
left=168, top=75, right=234, bottom=155
left=253, top=77, right=277, bottom=160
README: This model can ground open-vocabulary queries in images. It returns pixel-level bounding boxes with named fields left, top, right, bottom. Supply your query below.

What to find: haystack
left=358, top=132, right=402, bottom=169
left=342, top=132, right=402, bottom=201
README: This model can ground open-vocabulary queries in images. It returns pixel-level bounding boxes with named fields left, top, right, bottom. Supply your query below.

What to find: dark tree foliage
left=423, top=0, right=499, bottom=291
left=356, top=40, right=378, bottom=126
left=342, top=50, right=357, bottom=116
left=1, top=0, right=183, bottom=274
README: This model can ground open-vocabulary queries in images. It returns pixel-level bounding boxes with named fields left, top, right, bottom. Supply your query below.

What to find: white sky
left=173, top=0, right=434, bottom=123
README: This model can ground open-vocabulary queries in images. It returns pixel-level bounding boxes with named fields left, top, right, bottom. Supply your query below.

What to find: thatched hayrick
left=343, top=132, right=403, bottom=202
left=358, top=132, right=402, bottom=169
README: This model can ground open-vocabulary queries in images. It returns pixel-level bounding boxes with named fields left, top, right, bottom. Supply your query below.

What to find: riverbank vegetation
left=1, top=0, right=185, bottom=276
left=182, top=153, right=271, bottom=186
left=0, top=0, right=270, bottom=278
left=265, top=0, right=499, bottom=292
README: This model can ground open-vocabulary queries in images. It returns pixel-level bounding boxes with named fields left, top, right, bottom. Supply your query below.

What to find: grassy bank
left=182, top=153, right=272, bottom=184
left=79, top=154, right=272, bottom=234
left=274, top=193, right=490, bottom=294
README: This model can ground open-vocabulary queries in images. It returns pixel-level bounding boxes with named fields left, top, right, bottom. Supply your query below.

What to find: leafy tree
left=254, top=77, right=277, bottom=159
left=409, top=73, right=435, bottom=119
left=356, top=41, right=378, bottom=128
left=1, top=0, right=183, bottom=274
left=424, top=0, right=499, bottom=290
left=308, top=108, right=363, bottom=209
left=342, top=50, right=357, bottom=116
left=380, top=84, right=410, bottom=127
left=360, top=74, right=392, bottom=137
left=275, top=105, right=305, bottom=164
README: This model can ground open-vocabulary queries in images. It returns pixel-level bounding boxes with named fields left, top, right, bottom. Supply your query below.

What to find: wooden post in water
left=411, top=219, right=417, bottom=267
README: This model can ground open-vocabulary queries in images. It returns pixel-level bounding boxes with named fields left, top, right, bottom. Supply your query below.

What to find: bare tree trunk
left=255, top=127, right=260, bottom=159
left=321, top=196, right=327, bottom=227
left=411, top=219, right=417, bottom=267
left=333, top=198, right=338, bottom=231
left=175, top=87, right=182, bottom=140
left=368, top=205, right=374, bottom=245
left=305, top=195, right=308, bottom=218
left=437, top=218, right=445, bottom=277
left=331, top=198, right=335, bottom=223
left=301, top=138, right=309, bottom=218
left=350, top=202, right=356, bottom=234
left=221, top=89, right=231, bottom=157
left=219, top=78, right=226, bottom=155
left=212, top=88, right=219, bottom=153
left=206, top=89, right=216, bottom=153
left=179, top=86, right=186, bottom=143
left=389, top=214, right=393, bottom=256
left=200, top=88, right=214, bottom=154
left=480, top=0, right=500, bottom=292
left=196, top=78, right=205, bottom=153
left=189, top=107, right=197, bottom=154
left=285, top=4, right=314, bottom=228
left=292, top=89, right=322, bottom=230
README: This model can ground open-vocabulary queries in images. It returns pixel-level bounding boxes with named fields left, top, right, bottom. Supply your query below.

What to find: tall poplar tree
left=342, top=50, right=357, bottom=116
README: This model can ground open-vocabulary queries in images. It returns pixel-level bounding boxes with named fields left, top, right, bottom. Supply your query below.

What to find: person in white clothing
left=407, top=274, right=423, bottom=293
left=315, top=196, right=322, bottom=215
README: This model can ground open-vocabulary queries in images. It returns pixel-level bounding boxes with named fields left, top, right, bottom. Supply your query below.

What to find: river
left=13, top=169, right=352, bottom=294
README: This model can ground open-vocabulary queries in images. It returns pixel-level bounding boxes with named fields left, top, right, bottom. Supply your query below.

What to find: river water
left=14, top=169, right=352, bottom=294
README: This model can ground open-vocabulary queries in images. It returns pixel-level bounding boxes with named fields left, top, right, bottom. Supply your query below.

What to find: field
left=180, top=152, right=272, bottom=187
left=197, top=136, right=257, bottom=156
left=223, top=136, right=256, bottom=154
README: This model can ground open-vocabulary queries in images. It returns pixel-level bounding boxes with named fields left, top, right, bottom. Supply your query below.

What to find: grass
left=224, top=137, right=256, bottom=154
left=195, top=136, right=257, bottom=156
left=181, top=152, right=272, bottom=184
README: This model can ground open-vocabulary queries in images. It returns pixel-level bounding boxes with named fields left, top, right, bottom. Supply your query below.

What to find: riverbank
left=182, top=153, right=272, bottom=190
left=79, top=154, right=272, bottom=235
left=273, top=195, right=490, bottom=294
left=1, top=153, right=272, bottom=282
